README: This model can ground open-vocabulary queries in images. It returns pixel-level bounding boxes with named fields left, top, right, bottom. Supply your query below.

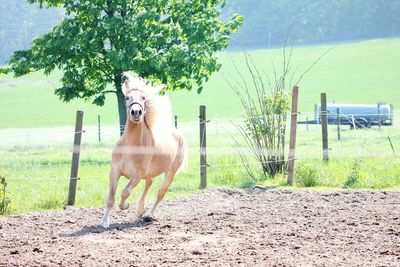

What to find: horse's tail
left=176, top=135, right=188, bottom=173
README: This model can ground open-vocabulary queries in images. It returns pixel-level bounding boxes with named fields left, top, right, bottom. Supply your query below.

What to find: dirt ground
left=1, top=188, right=399, bottom=266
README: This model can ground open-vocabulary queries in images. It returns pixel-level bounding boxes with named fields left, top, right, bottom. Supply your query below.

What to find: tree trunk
left=114, top=75, right=126, bottom=136
left=117, top=92, right=127, bottom=136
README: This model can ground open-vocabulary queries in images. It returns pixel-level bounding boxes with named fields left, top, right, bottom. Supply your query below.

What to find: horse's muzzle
left=131, top=108, right=143, bottom=118
left=129, top=103, right=145, bottom=122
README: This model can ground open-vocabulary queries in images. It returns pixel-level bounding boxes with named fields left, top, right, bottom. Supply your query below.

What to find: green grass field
left=1, top=38, right=399, bottom=127
left=1, top=38, right=399, bottom=214
left=1, top=120, right=399, bottom=214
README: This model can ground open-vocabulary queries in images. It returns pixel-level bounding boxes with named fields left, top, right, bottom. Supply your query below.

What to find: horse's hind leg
left=119, top=175, right=141, bottom=210
left=150, top=171, right=176, bottom=218
left=137, top=178, right=153, bottom=216
left=101, top=168, right=121, bottom=228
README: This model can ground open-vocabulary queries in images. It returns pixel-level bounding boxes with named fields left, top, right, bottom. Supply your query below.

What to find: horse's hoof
left=119, top=202, right=129, bottom=210
left=136, top=208, right=145, bottom=217
left=101, top=218, right=110, bottom=228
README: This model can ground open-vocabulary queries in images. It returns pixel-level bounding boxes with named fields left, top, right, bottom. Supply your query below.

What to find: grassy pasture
left=0, top=38, right=399, bottom=127
left=0, top=39, right=399, bottom=214
left=1, top=118, right=399, bottom=214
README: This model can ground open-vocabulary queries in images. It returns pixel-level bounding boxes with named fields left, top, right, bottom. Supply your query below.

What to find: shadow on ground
left=61, top=216, right=156, bottom=237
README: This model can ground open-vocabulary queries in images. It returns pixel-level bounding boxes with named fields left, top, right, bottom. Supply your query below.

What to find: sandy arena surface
left=1, top=188, right=399, bottom=266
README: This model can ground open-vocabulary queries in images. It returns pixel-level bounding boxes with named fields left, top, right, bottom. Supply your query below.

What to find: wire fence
left=0, top=108, right=398, bottom=216
left=0, top=110, right=399, bottom=184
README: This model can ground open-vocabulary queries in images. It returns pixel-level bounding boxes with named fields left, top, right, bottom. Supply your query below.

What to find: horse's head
left=122, top=72, right=166, bottom=124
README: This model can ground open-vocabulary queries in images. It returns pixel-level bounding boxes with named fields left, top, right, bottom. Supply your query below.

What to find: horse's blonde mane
left=145, top=94, right=173, bottom=133
left=122, top=72, right=173, bottom=133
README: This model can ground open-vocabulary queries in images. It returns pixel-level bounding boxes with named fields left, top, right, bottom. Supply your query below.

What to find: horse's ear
left=152, top=84, right=167, bottom=94
left=121, top=72, right=132, bottom=96
left=122, top=79, right=131, bottom=96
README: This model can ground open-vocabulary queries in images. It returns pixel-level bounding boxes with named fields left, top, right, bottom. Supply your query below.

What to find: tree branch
left=102, top=90, right=117, bottom=94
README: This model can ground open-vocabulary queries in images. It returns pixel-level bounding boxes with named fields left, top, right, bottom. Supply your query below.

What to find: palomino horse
left=101, top=72, right=186, bottom=228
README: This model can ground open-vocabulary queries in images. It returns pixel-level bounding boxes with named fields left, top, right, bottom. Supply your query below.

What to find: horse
left=101, top=72, right=186, bottom=228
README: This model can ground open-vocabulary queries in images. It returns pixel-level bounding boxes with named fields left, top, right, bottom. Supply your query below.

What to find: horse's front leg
left=150, top=171, right=175, bottom=218
left=137, top=178, right=153, bottom=216
left=101, top=168, right=121, bottom=228
left=119, top=175, right=141, bottom=210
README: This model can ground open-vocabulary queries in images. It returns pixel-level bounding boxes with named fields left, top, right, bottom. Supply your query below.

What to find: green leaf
left=197, top=86, right=204, bottom=94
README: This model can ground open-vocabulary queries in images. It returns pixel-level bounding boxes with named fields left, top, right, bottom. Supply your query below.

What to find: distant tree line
left=224, top=0, right=400, bottom=48
left=1, top=0, right=400, bottom=65
left=0, top=0, right=64, bottom=65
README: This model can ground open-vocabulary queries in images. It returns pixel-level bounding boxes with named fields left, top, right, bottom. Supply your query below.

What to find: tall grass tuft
left=343, top=160, right=360, bottom=188
left=295, top=163, right=318, bottom=187
left=0, top=175, right=11, bottom=215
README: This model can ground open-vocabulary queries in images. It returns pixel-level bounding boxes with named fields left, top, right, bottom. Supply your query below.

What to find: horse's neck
left=122, top=121, right=152, bottom=146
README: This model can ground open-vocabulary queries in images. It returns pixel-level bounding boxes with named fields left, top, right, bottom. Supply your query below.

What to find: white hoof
left=101, top=217, right=110, bottom=228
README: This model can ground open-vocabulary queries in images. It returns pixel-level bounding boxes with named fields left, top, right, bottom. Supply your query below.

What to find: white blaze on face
left=121, top=72, right=167, bottom=123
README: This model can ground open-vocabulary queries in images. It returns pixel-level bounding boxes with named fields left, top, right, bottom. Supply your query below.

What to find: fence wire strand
left=1, top=110, right=398, bottom=184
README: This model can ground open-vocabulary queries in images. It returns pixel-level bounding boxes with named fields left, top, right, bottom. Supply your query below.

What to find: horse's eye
left=125, top=96, right=129, bottom=101
left=141, top=96, right=145, bottom=101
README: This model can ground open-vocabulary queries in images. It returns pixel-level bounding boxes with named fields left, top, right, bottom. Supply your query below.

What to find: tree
left=3, top=0, right=242, bottom=134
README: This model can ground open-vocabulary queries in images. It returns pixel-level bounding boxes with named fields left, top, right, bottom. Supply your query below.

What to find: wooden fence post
left=314, top=103, right=318, bottom=122
left=199, top=105, right=207, bottom=189
left=98, top=114, right=101, bottom=143
left=287, top=85, right=299, bottom=185
left=68, top=110, right=84, bottom=206
left=378, top=103, right=381, bottom=130
left=321, top=93, right=329, bottom=161
left=306, top=117, right=309, bottom=131
left=389, top=104, right=394, bottom=126
left=336, top=108, right=341, bottom=141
